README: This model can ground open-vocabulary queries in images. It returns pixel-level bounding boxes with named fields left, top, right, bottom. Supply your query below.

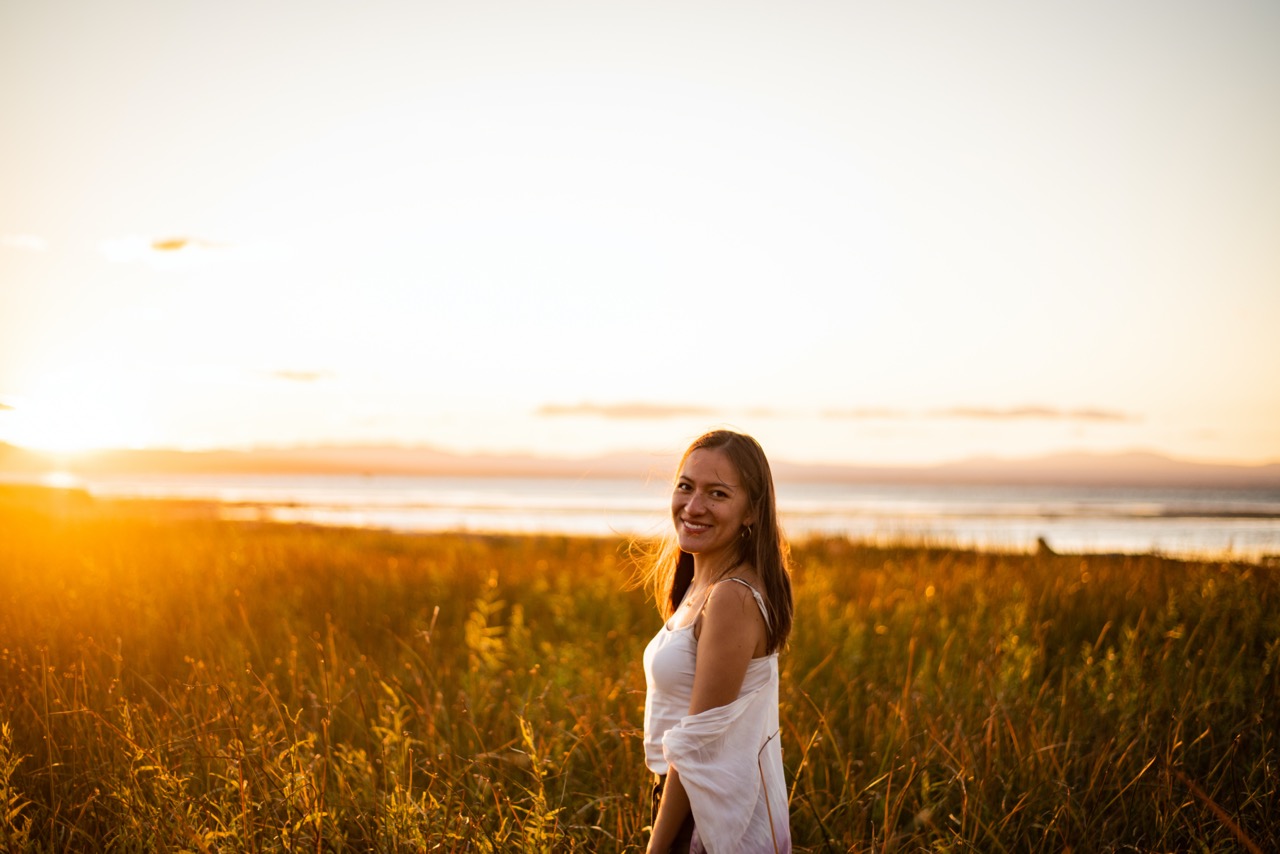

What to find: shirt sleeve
left=661, top=686, right=769, bottom=853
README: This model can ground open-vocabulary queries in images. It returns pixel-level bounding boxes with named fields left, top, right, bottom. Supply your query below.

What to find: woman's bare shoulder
left=703, top=572, right=767, bottom=624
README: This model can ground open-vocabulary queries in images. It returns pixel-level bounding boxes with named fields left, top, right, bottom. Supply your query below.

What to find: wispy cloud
left=99, top=235, right=285, bottom=270
left=150, top=237, right=225, bottom=252
left=2, top=234, right=48, bottom=252
left=271, top=370, right=332, bottom=383
left=823, top=405, right=1138, bottom=423
left=822, top=407, right=912, bottom=420
left=536, top=402, right=718, bottom=420
left=933, top=406, right=1137, bottom=422
left=101, top=235, right=217, bottom=267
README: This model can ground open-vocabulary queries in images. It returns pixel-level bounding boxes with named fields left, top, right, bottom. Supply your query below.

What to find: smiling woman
left=639, top=430, right=793, bottom=853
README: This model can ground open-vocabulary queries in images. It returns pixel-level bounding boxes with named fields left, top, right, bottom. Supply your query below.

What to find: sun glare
left=41, top=470, right=83, bottom=489
left=0, top=373, right=155, bottom=453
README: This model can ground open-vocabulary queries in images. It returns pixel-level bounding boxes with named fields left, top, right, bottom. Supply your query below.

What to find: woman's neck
left=690, top=549, right=740, bottom=586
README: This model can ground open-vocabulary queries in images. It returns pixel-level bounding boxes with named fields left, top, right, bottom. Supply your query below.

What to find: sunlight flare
left=0, top=371, right=155, bottom=453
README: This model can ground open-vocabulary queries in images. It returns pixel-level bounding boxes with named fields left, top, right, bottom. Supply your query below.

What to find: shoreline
left=6, top=481, right=1275, bottom=567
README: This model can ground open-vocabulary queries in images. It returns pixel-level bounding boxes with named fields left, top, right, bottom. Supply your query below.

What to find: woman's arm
left=688, top=582, right=768, bottom=714
left=647, top=582, right=768, bottom=851
left=646, top=767, right=692, bottom=854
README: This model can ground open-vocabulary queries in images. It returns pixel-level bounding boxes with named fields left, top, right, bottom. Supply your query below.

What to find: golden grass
left=0, top=483, right=1277, bottom=851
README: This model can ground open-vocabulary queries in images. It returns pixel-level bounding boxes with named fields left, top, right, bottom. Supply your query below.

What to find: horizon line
left=2, top=439, right=1278, bottom=473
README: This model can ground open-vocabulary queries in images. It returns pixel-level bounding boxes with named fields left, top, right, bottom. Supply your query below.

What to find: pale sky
left=2, top=0, right=1278, bottom=466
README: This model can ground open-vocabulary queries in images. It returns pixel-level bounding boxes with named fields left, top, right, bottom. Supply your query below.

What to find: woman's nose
left=685, top=493, right=705, bottom=514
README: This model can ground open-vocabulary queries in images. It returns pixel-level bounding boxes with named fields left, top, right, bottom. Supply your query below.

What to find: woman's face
left=671, top=447, right=755, bottom=562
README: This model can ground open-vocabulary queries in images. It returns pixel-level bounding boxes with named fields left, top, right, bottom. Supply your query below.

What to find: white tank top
left=642, top=577, right=776, bottom=774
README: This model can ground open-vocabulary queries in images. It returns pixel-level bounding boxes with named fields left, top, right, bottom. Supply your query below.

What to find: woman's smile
left=671, top=448, right=754, bottom=564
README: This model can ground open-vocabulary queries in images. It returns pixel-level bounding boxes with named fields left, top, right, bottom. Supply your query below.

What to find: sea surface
left=9, top=471, right=1280, bottom=561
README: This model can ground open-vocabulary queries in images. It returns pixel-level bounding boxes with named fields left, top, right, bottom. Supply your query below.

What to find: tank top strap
left=718, top=577, right=771, bottom=629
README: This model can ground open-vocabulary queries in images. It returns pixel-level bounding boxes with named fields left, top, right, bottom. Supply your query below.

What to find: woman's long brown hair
left=635, top=430, right=794, bottom=653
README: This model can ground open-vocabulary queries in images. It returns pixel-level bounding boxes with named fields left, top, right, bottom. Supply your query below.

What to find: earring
left=741, top=524, right=752, bottom=540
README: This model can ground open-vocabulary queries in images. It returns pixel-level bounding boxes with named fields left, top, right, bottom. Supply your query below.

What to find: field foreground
left=1, top=485, right=1277, bottom=851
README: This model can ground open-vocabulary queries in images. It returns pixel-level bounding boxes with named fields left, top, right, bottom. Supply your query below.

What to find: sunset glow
left=1, top=369, right=155, bottom=453
left=2, top=1, right=1277, bottom=467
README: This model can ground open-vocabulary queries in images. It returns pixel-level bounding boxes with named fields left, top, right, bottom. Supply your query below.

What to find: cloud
left=150, top=237, right=223, bottom=252
left=2, top=234, right=48, bottom=252
left=933, top=406, right=1137, bottom=422
left=99, top=235, right=284, bottom=270
left=0, top=401, right=13, bottom=411
left=271, top=370, right=332, bottom=383
left=823, top=405, right=1138, bottom=422
left=101, top=235, right=212, bottom=266
left=536, top=402, right=718, bottom=420
left=822, top=407, right=912, bottom=420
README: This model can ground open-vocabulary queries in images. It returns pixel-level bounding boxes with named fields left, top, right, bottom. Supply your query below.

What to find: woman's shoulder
left=715, top=569, right=765, bottom=597
left=695, top=571, right=770, bottom=655
left=704, top=571, right=768, bottom=620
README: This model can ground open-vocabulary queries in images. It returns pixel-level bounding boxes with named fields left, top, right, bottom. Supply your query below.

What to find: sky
left=1, top=0, right=1278, bottom=467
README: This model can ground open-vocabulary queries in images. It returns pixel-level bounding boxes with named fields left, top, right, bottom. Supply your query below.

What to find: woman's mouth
left=681, top=519, right=711, bottom=533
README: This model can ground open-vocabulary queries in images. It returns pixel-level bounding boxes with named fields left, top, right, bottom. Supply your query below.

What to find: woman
left=641, top=430, right=794, bottom=853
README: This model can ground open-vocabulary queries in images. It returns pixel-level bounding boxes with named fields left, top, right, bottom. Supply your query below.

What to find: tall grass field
left=1, top=483, right=1277, bottom=851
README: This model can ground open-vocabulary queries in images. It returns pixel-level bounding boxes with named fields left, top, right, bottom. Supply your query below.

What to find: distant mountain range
left=773, top=451, right=1280, bottom=488
left=2, top=443, right=1278, bottom=488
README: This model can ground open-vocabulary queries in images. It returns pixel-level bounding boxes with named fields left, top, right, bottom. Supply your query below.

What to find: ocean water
left=10, top=471, right=1280, bottom=561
